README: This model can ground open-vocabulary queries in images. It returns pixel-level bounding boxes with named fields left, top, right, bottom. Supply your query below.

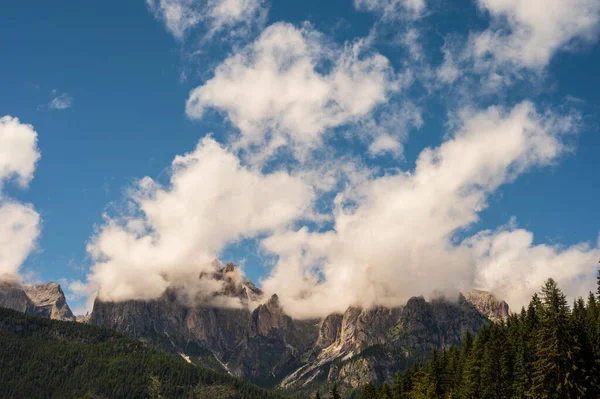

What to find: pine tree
left=360, top=382, right=376, bottom=399
left=314, top=392, right=322, bottom=399
left=378, top=382, right=392, bottom=399
left=392, top=372, right=402, bottom=399
left=597, top=268, right=600, bottom=300
left=460, top=327, right=488, bottom=399
left=425, top=349, right=443, bottom=398
left=531, top=279, right=583, bottom=398
left=401, top=367, right=414, bottom=399
left=329, top=382, right=341, bottom=399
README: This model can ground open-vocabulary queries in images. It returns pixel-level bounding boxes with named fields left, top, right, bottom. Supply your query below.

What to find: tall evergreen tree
left=378, top=382, right=392, bottom=399
left=531, top=279, right=583, bottom=398
left=360, top=382, right=376, bottom=399
left=329, top=382, right=341, bottom=399
left=392, top=372, right=402, bottom=399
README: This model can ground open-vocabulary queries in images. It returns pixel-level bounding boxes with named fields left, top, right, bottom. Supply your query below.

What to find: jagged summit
left=461, top=289, right=511, bottom=321
left=0, top=280, right=75, bottom=321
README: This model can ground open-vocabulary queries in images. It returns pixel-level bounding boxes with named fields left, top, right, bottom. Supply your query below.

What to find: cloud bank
left=81, top=100, right=599, bottom=317
left=0, top=116, right=42, bottom=280
left=260, top=102, right=598, bottom=318
left=86, top=137, right=313, bottom=302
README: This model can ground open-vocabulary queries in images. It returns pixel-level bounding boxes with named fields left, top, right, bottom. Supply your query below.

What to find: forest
left=0, top=306, right=290, bottom=399
left=344, top=274, right=600, bottom=399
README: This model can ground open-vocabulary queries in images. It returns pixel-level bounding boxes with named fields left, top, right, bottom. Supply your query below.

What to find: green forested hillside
left=353, top=275, right=600, bottom=399
left=0, top=307, right=290, bottom=399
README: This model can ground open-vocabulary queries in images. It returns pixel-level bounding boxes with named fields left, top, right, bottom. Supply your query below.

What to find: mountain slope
left=89, top=264, right=505, bottom=394
left=0, top=306, right=290, bottom=399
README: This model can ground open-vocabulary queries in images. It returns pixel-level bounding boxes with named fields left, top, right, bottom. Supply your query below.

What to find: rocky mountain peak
left=0, top=280, right=75, bottom=321
left=462, top=289, right=511, bottom=321
left=23, top=282, right=76, bottom=321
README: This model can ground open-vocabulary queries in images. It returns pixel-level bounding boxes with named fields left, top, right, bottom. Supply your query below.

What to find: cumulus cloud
left=473, top=0, right=600, bottom=69
left=186, top=22, right=405, bottom=160
left=466, top=223, right=600, bottom=311
left=0, top=116, right=42, bottom=280
left=85, top=136, right=314, bottom=302
left=438, top=0, right=600, bottom=85
left=146, top=0, right=267, bottom=39
left=259, top=102, right=595, bottom=318
left=354, top=0, right=426, bottom=19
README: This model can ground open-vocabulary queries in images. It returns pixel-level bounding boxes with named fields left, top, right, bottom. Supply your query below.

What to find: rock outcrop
left=0, top=280, right=35, bottom=314
left=23, top=282, right=76, bottom=321
left=462, top=289, right=511, bottom=321
left=0, top=280, right=75, bottom=321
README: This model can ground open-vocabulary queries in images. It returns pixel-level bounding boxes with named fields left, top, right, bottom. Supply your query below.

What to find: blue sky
left=1, top=0, right=599, bottom=316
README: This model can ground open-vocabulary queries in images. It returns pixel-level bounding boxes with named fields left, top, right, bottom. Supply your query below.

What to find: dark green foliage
left=0, top=307, right=289, bottom=399
left=360, top=382, right=377, bottom=399
left=329, top=383, right=341, bottom=399
left=356, top=274, right=600, bottom=399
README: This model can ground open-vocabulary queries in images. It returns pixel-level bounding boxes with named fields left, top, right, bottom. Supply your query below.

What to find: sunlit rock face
left=462, top=289, right=512, bottom=322
left=88, top=263, right=507, bottom=393
left=23, top=282, right=76, bottom=321
left=0, top=280, right=75, bottom=321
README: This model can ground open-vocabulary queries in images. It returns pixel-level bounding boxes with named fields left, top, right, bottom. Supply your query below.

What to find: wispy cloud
left=49, top=91, right=72, bottom=110
left=146, top=0, right=268, bottom=40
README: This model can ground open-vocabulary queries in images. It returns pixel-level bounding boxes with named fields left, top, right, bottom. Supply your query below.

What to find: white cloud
left=85, top=136, right=314, bottom=302
left=354, top=0, right=426, bottom=19
left=0, top=116, right=42, bottom=280
left=466, top=224, right=600, bottom=311
left=260, top=102, right=593, bottom=318
left=472, top=0, right=600, bottom=69
left=146, top=0, right=267, bottom=40
left=186, top=22, right=404, bottom=160
left=49, top=92, right=72, bottom=110
left=438, top=0, right=600, bottom=85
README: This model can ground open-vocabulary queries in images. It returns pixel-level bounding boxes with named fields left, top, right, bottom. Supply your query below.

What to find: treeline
left=0, top=306, right=290, bottom=399
left=351, top=274, right=600, bottom=399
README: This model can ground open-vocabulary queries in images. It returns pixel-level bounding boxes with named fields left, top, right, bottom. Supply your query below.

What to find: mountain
left=0, top=280, right=36, bottom=315
left=23, top=282, right=76, bottom=321
left=0, top=280, right=75, bottom=321
left=0, top=305, right=290, bottom=399
left=89, top=263, right=508, bottom=395
left=461, top=289, right=511, bottom=322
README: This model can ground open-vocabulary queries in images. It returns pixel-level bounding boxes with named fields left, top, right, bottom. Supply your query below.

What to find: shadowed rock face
left=89, top=263, right=507, bottom=392
left=0, top=281, right=35, bottom=315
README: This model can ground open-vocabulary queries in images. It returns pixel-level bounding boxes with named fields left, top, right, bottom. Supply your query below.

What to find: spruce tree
left=314, top=392, right=322, bottom=399
left=531, top=278, right=583, bottom=398
left=360, top=382, right=376, bottom=399
left=329, top=382, right=341, bottom=399
left=378, top=382, right=392, bottom=399
left=392, top=372, right=402, bottom=399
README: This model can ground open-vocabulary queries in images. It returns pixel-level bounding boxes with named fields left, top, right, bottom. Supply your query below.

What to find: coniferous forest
left=351, top=274, right=600, bottom=399
left=0, top=306, right=290, bottom=399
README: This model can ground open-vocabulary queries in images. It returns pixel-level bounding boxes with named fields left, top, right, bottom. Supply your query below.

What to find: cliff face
left=89, top=264, right=509, bottom=392
left=462, top=290, right=512, bottom=321
left=0, top=281, right=75, bottom=321
left=0, top=281, right=35, bottom=315
left=23, top=282, right=76, bottom=321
